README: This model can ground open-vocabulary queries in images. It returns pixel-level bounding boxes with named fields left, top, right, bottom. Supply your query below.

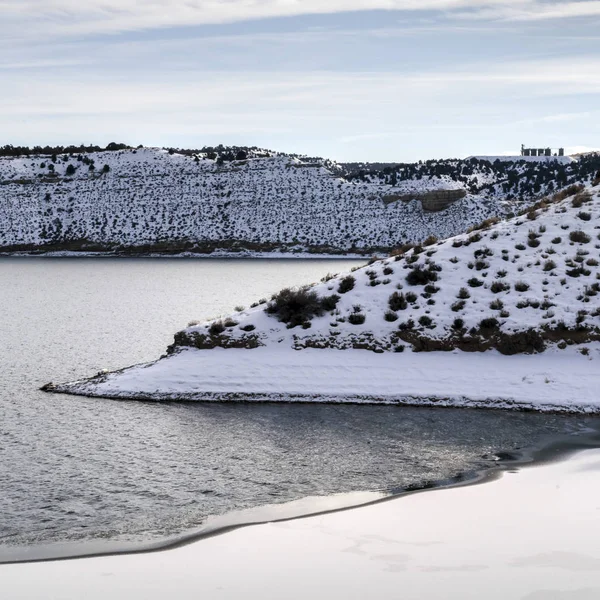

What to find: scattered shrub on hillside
left=577, top=211, right=592, bottom=221
left=514, top=281, right=530, bottom=292
left=240, top=324, right=256, bottom=332
left=490, top=299, right=504, bottom=310
left=543, top=260, right=557, bottom=272
left=266, top=287, right=329, bottom=328
left=551, top=237, right=562, bottom=244
left=451, top=300, right=466, bottom=312
left=321, top=294, right=341, bottom=311
left=388, top=292, right=408, bottom=311
left=467, top=277, right=484, bottom=288
left=321, top=272, right=337, bottom=282
left=527, top=238, right=541, bottom=248
left=208, top=321, right=226, bottom=336
left=405, top=291, right=418, bottom=303
left=496, top=269, right=508, bottom=278
left=570, top=230, right=591, bottom=244
left=490, top=280, right=510, bottom=293
left=383, top=266, right=394, bottom=276
left=398, top=319, right=415, bottom=331
left=423, top=235, right=438, bottom=246
left=552, top=184, right=584, bottom=203
left=452, top=318, right=465, bottom=331
left=515, top=243, right=526, bottom=251
left=469, top=216, right=500, bottom=232
left=418, top=315, right=434, bottom=328
left=405, top=265, right=438, bottom=286
left=478, top=317, right=500, bottom=331
left=223, top=318, right=238, bottom=328
left=348, top=312, right=366, bottom=325
left=457, top=287, right=470, bottom=299
left=384, top=310, right=399, bottom=322
left=338, top=275, right=355, bottom=294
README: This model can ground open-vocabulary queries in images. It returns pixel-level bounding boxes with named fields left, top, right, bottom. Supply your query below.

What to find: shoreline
left=0, top=251, right=368, bottom=260
left=46, top=345, right=600, bottom=414
left=2, top=424, right=599, bottom=566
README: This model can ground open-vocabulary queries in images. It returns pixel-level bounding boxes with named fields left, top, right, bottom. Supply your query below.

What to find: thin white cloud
left=0, top=0, right=536, bottom=38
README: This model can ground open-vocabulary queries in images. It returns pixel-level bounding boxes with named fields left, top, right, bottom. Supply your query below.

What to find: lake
left=1, top=257, right=598, bottom=560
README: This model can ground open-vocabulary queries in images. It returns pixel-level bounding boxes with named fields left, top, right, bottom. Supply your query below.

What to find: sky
left=1, top=0, right=599, bottom=162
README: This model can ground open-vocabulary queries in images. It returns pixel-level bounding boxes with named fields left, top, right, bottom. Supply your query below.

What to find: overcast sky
left=2, top=0, right=599, bottom=161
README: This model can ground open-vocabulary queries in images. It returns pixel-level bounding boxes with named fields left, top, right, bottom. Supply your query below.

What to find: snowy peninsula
left=48, top=178, right=600, bottom=412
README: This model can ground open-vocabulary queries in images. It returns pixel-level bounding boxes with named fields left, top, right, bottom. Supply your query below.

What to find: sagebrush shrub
left=570, top=230, right=591, bottom=244
left=388, top=292, right=407, bottom=311
left=338, top=275, right=356, bottom=294
left=266, top=287, right=328, bottom=328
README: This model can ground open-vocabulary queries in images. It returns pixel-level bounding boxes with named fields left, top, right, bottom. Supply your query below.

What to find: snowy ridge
left=2, top=146, right=597, bottom=256
left=50, top=181, right=600, bottom=411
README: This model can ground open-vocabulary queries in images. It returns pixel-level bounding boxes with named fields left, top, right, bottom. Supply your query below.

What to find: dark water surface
left=1, top=258, right=598, bottom=557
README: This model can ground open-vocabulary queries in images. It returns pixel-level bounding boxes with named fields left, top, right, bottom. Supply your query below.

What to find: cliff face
left=1, top=147, right=593, bottom=255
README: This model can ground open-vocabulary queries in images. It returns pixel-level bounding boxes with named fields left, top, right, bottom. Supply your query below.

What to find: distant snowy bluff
left=1, top=145, right=599, bottom=256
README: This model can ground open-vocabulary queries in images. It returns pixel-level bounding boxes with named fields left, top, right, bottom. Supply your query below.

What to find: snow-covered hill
left=2, top=146, right=598, bottom=256
left=49, top=179, right=600, bottom=411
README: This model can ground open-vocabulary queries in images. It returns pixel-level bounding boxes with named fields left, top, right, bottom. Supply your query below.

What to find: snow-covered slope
left=2, top=146, right=597, bottom=255
left=49, top=181, right=600, bottom=411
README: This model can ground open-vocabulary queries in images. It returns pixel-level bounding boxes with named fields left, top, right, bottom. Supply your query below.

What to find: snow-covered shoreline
left=49, top=345, right=600, bottom=413
left=0, top=250, right=367, bottom=260
left=5, top=446, right=600, bottom=599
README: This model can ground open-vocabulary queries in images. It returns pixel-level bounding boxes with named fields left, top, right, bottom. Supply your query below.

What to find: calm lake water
left=1, top=257, right=598, bottom=555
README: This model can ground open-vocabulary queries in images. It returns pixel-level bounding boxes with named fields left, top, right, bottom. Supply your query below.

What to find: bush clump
left=490, top=280, right=510, bottom=293
left=266, top=287, right=329, bottom=328
left=570, top=230, right=591, bottom=244
left=348, top=312, right=366, bottom=325
left=338, top=275, right=355, bottom=294
left=405, top=265, right=439, bottom=286
left=514, top=281, right=530, bottom=292
left=208, top=321, right=226, bottom=336
left=388, top=292, right=408, bottom=311
left=467, top=277, right=484, bottom=288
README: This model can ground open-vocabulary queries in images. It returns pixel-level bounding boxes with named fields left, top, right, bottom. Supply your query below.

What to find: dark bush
left=338, top=275, right=355, bottom=294
left=388, top=292, right=407, bottom=311
left=457, top=287, right=470, bottom=299
left=384, top=310, right=399, bottom=322
left=570, top=230, right=591, bottom=244
left=577, top=211, right=592, bottom=221
left=418, top=315, right=434, bottom=328
left=490, top=280, right=510, bottom=293
left=478, top=317, right=499, bottom=331
left=321, top=294, right=340, bottom=311
left=514, top=281, right=529, bottom=292
left=208, top=321, right=226, bottom=336
left=266, top=287, right=327, bottom=328
left=240, top=324, right=256, bottom=332
left=467, top=277, right=484, bottom=288
left=348, top=312, right=366, bottom=325
left=405, top=292, right=418, bottom=303
left=406, top=265, right=438, bottom=286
